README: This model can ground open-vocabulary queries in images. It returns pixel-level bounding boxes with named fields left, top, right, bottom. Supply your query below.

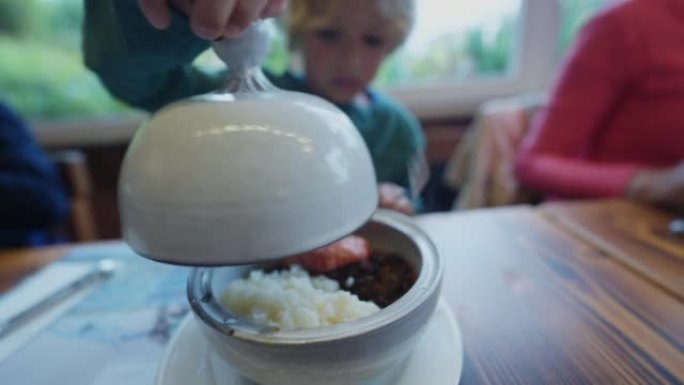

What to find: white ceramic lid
left=119, top=86, right=378, bottom=265
left=119, top=23, right=378, bottom=265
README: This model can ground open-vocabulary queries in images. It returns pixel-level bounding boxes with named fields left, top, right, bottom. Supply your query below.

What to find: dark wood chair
left=49, top=150, right=98, bottom=242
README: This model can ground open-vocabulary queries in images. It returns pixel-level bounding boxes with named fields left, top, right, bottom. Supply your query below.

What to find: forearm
left=90, top=62, right=225, bottom=112
left=515, top=153, right=639, bottom=199
left=83, top=0, right=224, bottom=111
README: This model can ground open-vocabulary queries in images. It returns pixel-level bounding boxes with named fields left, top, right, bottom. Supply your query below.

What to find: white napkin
left=0, top=262, right=100, bottom=362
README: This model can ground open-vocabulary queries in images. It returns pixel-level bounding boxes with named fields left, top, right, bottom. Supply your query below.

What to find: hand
left=138, top=0, right=287, bottom=40
left=626, top=161, right=684, bottom=210
left=378, top=183, right=414, bottom=216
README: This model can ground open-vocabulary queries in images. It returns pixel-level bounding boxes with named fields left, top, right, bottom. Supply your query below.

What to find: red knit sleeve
left=515, top=9, right=640, bottom=199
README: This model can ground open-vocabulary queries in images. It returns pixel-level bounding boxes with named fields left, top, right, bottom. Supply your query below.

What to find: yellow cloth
left=444, top=94, right=545, bottom=210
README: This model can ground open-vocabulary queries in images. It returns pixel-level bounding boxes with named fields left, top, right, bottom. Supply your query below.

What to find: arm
left=83, top=0, right=223, bottom=112
left=372, top=98, right=428, bottom=213
left=0, top=103, right=68, bottom=229
left=515, top=11, right=638, bottom=199
left=372, top=100, right=427, bottom=191
left=83, top=0, right=286, bottom=112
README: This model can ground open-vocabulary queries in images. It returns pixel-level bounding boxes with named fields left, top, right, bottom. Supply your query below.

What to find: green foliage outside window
left=558, top=0, right=606, bottom=54
left=0, top=37, right=130, bottom=118
left=376, top=0, right=606, bottom=88
left=0, top=0, right=130, bottom=119
left=375, top=16, right=518, bottom=87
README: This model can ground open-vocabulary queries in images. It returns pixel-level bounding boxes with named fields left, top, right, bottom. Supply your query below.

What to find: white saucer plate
left=156, top=298, right=463, bottom=385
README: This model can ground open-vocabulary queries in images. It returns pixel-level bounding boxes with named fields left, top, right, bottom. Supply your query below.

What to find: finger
left=391, top=196, right=415, bottom=216
left=168, top=0, right=194, bottom=16
left=675, top=161, right=684, bottom=175
left=379, top=183, right=406, bottom=203
left=190, top=0, right=237, bottom=40
left=380, top=196, right=414, bottom=216
left=260, top=0, right=287, bottom=18
left=379, top=191, right=396, bottom=207
left=138, top=0, right=171, bottom=29
left=223, top=0, right=268, bottom=38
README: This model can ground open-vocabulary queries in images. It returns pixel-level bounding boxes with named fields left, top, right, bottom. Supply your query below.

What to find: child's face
left=300, top=1, right=395, bottom=104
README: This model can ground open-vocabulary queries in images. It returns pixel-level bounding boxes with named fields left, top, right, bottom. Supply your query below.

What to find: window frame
left=385, top=0, right=561, bottom=120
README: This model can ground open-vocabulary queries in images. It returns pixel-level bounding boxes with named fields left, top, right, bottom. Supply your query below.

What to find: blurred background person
left=515, top=0, right=684, bottom=211
left=0, top=100, right=68, bottom=248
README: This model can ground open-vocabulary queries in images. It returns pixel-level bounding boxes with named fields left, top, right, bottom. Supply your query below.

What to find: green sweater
left=83, top=0, right=425, bottom=198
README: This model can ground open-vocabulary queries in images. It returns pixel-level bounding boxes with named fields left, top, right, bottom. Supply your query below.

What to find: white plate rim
left=155, top=297, right=463, bottom=385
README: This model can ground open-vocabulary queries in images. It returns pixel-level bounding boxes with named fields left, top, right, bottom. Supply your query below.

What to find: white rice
left=220, top=265, right=380, bottom=330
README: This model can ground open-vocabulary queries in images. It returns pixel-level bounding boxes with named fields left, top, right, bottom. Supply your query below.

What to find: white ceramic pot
left=187, top=210, right=443, bottom=385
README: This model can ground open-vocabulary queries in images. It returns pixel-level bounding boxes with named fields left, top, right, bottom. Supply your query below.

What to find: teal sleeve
left=83, top=0, right=225, bottom=112
left=382, top=110, right=426, bottom=212
left=372, top=104, right=426, bottom=190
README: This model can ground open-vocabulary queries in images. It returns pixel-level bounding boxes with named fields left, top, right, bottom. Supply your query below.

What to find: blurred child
left=83, top=0, right=427, bottom=215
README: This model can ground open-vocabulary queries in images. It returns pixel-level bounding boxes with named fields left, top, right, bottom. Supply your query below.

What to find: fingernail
left=149, top=14, right=170, bottom=29
left=193, top=25, right=221, bottom=40
left=261, top=0, right=286, bottom=18
left=223, top=26, right=243, bottom=38
left=261, top=8, right=279, bottom=18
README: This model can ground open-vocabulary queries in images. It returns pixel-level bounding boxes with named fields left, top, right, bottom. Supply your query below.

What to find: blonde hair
left=285, top=0, right=415, bottom=51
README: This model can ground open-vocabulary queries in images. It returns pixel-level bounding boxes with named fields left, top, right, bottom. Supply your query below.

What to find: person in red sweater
left=515, top=0, right=684, bottom=211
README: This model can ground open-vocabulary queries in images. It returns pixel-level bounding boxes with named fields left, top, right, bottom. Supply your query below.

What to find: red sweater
left=515, top=0, right=684, bottom=199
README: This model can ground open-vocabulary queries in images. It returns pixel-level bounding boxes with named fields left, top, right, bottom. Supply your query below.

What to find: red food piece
left=283, top=236, right=371, bottom=273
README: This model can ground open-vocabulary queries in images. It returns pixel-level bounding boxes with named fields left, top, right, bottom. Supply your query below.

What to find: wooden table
left=541, top=199, right=684, bottom=300
left=1, top=201, right=682, bottom=385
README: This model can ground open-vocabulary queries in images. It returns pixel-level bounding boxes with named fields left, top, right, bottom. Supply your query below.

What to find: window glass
left=375, top=0, right=522, bottom=87
left=0, top=0, right=132, bottom=120
left=557, top=0, right=608, bottom=55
